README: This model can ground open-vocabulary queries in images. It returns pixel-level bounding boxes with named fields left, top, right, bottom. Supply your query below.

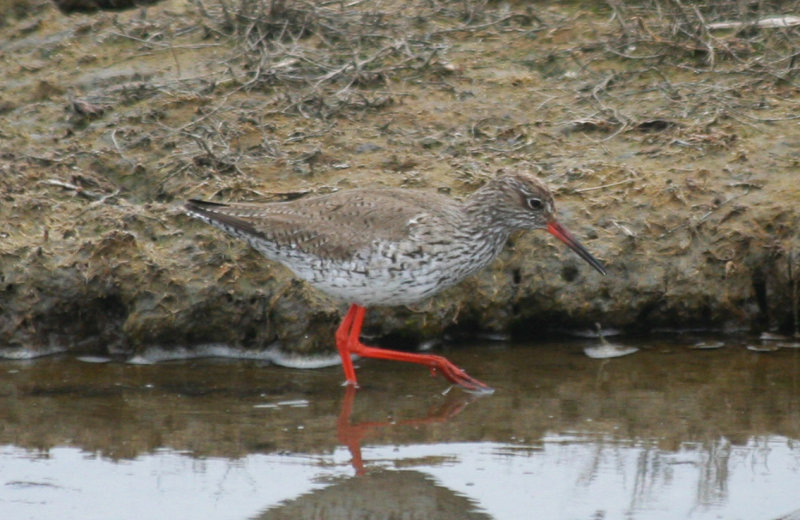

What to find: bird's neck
left=461, top=183, right=512, bottom=258
left=463, top=182, right=508, bottom=231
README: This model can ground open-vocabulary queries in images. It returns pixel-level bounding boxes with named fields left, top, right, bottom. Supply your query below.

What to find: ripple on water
left=125, top=342, right=342, bottom=368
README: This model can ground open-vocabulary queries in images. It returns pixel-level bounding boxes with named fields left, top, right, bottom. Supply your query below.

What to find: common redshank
left=185, top=171, right=606, bottom=392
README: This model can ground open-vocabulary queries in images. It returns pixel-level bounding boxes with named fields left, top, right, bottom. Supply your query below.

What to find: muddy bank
left=0, top=0, right=799, bottom=359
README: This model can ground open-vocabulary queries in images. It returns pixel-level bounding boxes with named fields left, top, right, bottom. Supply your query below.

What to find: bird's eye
left=526, top=197, right=543, bottom=210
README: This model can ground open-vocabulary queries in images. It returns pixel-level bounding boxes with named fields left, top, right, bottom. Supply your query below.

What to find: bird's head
left=482, top=171, right=607, bottom=276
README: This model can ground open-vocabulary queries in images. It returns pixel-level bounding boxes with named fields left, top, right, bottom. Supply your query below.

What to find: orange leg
left=335, top=304, right=360, bottom=385
left=334, top=303, right=493, bottom=393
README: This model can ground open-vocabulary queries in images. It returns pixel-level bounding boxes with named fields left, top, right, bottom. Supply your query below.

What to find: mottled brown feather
left=186, top=188, right=463, bottom=261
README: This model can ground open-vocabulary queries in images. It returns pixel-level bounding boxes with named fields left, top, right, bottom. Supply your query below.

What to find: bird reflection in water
left=336, top=385, right=480, bottom=475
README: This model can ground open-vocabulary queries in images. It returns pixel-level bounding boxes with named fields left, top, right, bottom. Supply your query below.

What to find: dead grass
left=606, top=0, right=800, bottom=71
left=537, top=1, right=800, bottom=141
left=191, top=0, right=538, bottom=118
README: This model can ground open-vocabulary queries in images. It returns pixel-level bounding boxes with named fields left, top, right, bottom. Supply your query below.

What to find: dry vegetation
left=158, top=0, right=800, bottom=186
left=0, top=0, right=799, bottom=359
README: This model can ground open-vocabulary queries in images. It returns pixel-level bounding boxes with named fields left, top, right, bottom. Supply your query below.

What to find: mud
left=1, top=0, right=799, bottom=358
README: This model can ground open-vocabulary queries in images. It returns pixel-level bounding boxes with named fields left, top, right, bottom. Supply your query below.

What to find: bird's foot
left=428, top=359, right=494, bottom=394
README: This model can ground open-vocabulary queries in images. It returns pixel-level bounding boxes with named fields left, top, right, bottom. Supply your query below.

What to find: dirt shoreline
left=1, top=0, right=799, bottom=359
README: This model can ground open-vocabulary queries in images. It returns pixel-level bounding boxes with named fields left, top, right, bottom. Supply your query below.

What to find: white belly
left=251, top=235, right=505, bottom=307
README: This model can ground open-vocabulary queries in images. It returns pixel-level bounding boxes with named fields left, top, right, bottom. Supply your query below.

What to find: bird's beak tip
left=546, top=221, right=607, bottom=276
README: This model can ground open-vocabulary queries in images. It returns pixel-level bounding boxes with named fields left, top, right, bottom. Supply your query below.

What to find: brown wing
left=186, top=188, right=462, bottom=261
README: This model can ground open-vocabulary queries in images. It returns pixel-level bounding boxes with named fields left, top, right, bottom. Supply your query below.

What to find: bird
left=185, top=170, right=606, bottom=392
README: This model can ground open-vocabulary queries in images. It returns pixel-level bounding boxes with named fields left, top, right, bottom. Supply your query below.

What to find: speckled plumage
left=185, top=170, right=605, bottom=391
left=185, top=172, right=570, bottom=306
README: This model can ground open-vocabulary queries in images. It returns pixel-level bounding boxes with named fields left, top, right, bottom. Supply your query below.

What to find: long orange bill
left=547, top=221, right=607, bottom=276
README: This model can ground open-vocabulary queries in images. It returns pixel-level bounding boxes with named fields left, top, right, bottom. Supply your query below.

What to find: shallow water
left=1, top=338, right=799, bottom=520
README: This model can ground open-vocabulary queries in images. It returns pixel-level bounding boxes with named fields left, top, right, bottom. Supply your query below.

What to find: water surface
left=1, top=339, right=799, bottom=519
